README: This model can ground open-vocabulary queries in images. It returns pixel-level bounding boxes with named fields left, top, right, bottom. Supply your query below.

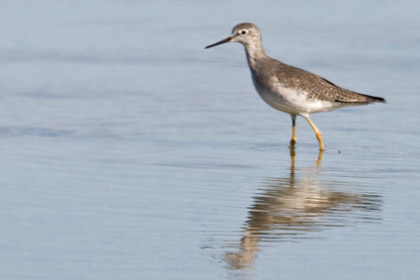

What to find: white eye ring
left=239, top=30, right=247, bottom=35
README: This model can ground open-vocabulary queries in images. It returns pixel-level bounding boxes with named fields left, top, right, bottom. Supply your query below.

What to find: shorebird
left=205, top=22, right=386, bottom=151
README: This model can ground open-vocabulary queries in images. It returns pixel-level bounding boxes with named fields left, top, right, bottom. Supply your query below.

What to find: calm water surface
left=0, top=1, right=420, bottom=279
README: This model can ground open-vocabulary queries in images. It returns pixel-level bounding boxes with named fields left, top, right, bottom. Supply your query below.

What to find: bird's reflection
left=225, top=150, right=382, bottom=270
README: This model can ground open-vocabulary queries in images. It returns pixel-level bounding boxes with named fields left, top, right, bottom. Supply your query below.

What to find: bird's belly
left=255, top=84, right=339, bottom=115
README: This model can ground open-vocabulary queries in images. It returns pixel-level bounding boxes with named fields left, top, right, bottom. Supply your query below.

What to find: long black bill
left=205, top=36, right=232, bottom=49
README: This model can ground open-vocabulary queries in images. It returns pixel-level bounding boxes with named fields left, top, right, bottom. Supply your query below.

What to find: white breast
left=254, top=80, right=341, bottom=115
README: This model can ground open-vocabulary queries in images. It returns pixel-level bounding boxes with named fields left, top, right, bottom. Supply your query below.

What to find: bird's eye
left=240, top=30, right=247, bottom=35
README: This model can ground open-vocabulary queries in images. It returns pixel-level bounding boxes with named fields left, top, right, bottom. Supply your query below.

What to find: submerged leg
left=302, top=114, right=325, bottom=151
left=289, top=114, right=297, bottom=149
left=316, top=150, right=325, bottom=167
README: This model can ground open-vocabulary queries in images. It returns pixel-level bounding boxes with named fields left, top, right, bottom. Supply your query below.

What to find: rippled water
left=224, top=153, right=383, bottom=270
left=1, top=1, right=420, bottom=279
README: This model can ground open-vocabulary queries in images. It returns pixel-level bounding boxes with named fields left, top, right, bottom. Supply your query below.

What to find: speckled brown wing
left=274, top=62, right=386, bottom=104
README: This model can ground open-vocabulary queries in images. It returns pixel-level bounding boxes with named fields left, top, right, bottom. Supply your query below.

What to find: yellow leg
left=302, top=115, right=325, bottom=151
left=289, top=115, right=297, bottom=149
left=290, top=148, right=296, bottom=170
left=316, top=150, right=324, bottom=167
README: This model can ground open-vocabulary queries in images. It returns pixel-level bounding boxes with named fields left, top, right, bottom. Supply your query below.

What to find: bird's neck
left=243, top=40, right=267, bottom=70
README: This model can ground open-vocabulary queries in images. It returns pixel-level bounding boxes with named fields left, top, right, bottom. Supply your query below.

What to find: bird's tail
left=359, top=93, right=387, bottom=103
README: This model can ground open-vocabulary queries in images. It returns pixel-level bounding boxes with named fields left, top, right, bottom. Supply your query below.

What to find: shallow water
left=0, top=1, right=420, bottom=279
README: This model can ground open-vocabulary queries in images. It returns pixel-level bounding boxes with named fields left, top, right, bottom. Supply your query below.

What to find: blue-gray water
left=1, top=1, right=420, bottom=279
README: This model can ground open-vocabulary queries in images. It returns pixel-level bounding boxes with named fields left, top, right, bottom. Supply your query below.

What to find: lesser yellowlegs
left=205, top=22, right=386, bottom=151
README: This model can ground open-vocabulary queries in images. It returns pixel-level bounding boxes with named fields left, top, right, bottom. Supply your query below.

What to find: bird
left=205, top=22, right=386, bottom=151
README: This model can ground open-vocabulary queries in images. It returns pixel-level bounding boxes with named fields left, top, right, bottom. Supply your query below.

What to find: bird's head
left=205, top=22, right=262, bottom=49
